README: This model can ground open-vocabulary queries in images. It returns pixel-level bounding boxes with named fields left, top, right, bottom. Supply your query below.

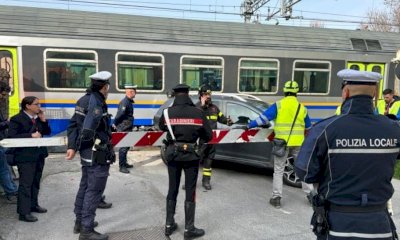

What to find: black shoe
left=31, top=206, right=47, bottom=213
left=79, top=228, right=108, bottom=240
left=6, top=194, right=17, bottom=204
left=119, top=167, right=130, bottom=174
left=269, top=197, right=281, bottom=209
left=165, top=222, right=178, bottom=236
left=74, top=220, right=99, bottom=234
left=184, top=227, right=205, bottom=240
left=165, top=199, right=177, bottom=236
left=202, top=177, right=212, bottom=190
left=19, top=214, right=38, bottom=222
left=125, top=163, right=134, bottom=168
left=98, top=200, right=112, bottom=209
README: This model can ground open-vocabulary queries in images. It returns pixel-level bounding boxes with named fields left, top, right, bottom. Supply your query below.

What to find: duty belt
left=328, top=203, right=387, bottom=213
left=174, top=142, right=197, bottom=153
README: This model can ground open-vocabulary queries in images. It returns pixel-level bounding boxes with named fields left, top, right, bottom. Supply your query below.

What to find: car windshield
left=246, top=99, right=269, bottom=112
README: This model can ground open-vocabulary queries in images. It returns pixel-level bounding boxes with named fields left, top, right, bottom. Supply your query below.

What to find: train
left=0, top=5, right=400, bottom=136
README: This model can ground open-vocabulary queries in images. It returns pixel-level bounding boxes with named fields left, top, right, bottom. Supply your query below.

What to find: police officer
left=196, top=84, right=232, bottom=190
left=248, top=80, right=312, bottom=208
left=113, top=85, right=136, bottom=174
left=66, top=71, right=115, bottom=240
left=295, top=69, right=400, bottom=240
left=376, top=88, right=400, bottom=120
left=159, top=84, right=212, bottom=240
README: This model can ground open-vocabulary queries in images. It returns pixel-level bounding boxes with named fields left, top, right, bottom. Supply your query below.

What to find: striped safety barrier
left=0, top=129, right=274, bottom=148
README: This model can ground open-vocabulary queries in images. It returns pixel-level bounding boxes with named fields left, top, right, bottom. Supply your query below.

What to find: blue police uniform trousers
left=0, top=147, right=17, bottom=196
left=74, top=164, right=110, bottom=229
left=118, top=147, right=129, bottom=167
left=318, top=210, right=395, bottom=240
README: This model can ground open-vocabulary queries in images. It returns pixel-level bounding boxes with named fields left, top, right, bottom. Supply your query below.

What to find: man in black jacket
left=66, top=71, right=114, bottom=240
left=8, top=96, right=51, bottom=222
left=113, top=85, right=136, bottom=174
left=159, top=84, right=212, bottom=240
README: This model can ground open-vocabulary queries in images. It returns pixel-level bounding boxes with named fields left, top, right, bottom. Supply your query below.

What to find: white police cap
left=337, top=69, right=381, bottom=85
left=89, top=71, right=112, bottom=82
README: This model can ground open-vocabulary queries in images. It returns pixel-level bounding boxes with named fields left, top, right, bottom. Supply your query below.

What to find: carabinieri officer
left=295, top=69, right=400, bottom=240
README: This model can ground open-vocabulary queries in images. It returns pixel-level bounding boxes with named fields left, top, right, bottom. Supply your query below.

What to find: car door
left=215, top=101, right=273, bottom=167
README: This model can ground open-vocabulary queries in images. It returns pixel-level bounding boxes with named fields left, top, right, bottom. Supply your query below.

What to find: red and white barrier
left=0, top=129, right=274, bottom=148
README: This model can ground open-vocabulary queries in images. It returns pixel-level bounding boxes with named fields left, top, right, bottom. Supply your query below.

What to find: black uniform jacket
left=8, top=111, right=51, bottom=163
left=159, top=95, right=213, bottom=161
left=114, top=96, right=134, bottom=132
left=195, top=101, right=228, bottom=130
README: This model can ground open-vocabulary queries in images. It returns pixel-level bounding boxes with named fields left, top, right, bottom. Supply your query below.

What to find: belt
left=329, top=203, right=387, bottom=213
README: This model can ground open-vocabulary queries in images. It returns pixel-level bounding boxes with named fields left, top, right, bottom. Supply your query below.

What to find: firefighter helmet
left=198, top=84, right=212, bottom=96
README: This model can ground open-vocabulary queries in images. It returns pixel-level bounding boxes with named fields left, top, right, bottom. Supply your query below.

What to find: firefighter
left=248, top=80, right=312, bottom=208
left=196, top=84, right=232, bottom=190
left=159, top=84, right=212, bottom=239
left=295, top=69, right=400, bottom=240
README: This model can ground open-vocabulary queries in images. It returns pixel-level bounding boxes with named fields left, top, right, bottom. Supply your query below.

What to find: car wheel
left=283, top=156, right=302, bottom=188
left=160, top=145, right=168, bottom=165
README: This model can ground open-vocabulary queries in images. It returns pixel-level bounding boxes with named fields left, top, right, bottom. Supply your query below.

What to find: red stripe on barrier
left=111, top=132, right=128, bottom=146
left=134, top=131, right=165, bottom=147
left=208, top=130, right=229, bottom=144
left=240, top=129, right=260, bottom=142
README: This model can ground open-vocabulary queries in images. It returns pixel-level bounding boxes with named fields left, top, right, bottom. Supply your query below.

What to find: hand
left=38, top=110, right=46, bottom=122
left=227, top=117, right=233, bottom=126
left=31, top=131, right=42, bottom=138
left=66, top=149, right=76, bottom=160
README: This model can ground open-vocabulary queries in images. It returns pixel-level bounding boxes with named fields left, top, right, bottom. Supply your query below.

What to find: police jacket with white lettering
left=114, top=96, right=134, bottom=132
left=67, top=90, right=112, bottom=166
left=195, top=101, right=228, bottom=130
left=295, top=95, right=400, bottom=206
left=159, top=94, right=213, bottom=161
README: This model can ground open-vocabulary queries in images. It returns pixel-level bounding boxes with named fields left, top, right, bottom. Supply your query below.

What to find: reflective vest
left=376, top=99, right=400, bottom=116
left=274, top=96, right=307, bottom=147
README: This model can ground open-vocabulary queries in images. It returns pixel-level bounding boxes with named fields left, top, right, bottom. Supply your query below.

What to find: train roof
left=0, top=5, right=399, bottom=53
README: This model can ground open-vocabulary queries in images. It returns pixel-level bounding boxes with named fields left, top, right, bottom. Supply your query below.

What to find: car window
left=226, top=102, right=259, bottom=124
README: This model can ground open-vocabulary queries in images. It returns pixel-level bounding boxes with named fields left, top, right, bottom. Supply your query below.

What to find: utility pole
left=241, top=0, right=270, bottom=23
left=267, top=0, right=301, bottom=21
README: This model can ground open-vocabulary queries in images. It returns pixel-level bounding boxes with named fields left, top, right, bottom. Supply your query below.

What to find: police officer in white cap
left=66, top=71, right=115, bottom=240
left=295, top=69, right=400, bottom=240
left=113, top=84, right=137, bottom=174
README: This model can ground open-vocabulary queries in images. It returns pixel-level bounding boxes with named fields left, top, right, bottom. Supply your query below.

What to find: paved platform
left=1, top=148, right=400, bottom=240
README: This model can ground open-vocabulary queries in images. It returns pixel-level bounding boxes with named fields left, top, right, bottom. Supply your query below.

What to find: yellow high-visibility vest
left=274, top=96, right=307, bottom=147
left=376, top=99, right=400, bottom=116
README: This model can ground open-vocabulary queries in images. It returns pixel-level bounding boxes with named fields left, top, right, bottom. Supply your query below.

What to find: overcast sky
left=0, top=0, right=388, bottom=29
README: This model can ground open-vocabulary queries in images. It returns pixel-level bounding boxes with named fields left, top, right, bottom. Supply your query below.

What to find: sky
left=0, top=0, right=389, bottom=30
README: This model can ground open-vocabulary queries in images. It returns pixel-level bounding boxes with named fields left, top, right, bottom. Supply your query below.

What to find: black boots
left=184, top=201, right=205, bottom=240
left=19, top=214, right=38, bottom=222
left=74, top=220, right=99, bottom=234
left=202, top=176, right=211, bottom=190
left=79, top=228, right=108, bottom=240
left=165, top=200, right=178, bottom=236
left=269, top=196, right=281, bottom=208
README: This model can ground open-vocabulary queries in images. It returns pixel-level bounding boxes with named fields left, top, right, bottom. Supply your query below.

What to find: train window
left=293, top=60, right=331, bottom=95
left=44, top=49, right=98, bottom=90
left=238, top=58, right=279, bottom=94
left=116, top=52, right=164, bottom=92
left=180, top=56, right=224, bottom=91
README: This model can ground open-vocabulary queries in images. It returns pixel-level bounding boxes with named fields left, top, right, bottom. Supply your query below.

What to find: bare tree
left=364, top=0, right=400, bottom=32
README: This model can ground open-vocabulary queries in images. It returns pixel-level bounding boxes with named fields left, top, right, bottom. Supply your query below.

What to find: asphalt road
left=1, top=148, right=400, bottom=240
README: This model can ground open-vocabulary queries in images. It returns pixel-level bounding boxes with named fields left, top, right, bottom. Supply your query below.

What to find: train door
left=347, top=62, right=385, bottom=99
left=0, top=47, right=20, bottom=118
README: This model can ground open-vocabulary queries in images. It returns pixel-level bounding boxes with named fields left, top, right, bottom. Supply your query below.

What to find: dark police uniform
left=196, top=85, right=231, bottom=190
left=113, top=85, right=135, bottom=173
left=67, top=71, right=114, bottom=240
left=159, top=84, right=212, bottom=239
left=295, top=69, right=400, bottom=240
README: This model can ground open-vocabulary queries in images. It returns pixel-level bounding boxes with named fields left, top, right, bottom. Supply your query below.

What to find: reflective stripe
left=207, top=115, right=218, bottom=120
left=218, top=111, right=223, bottom=117
left=329, top=230, right=393, bottom=239
left=75, top=111, right=86, bottom=116
left=255, top=118, right=264, bottom=126
left=81, top=157, right=92, bottom=163
left=260, top=114, right=268, bottom=122
left=203, top=168, right=212, bottom=176
left=328, top=148, right=400, bottom=154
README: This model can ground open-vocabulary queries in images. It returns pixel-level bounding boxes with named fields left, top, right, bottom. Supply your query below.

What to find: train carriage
left=0, top=5, right=400, bottom=135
